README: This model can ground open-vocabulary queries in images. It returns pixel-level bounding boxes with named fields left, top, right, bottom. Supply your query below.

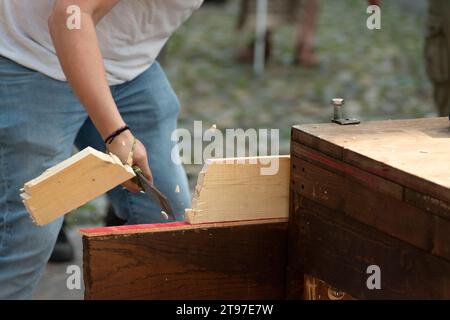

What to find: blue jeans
left=0, top=57, right=191, bottom=299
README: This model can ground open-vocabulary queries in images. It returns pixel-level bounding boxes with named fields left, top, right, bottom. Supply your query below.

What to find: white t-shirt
left=0, top=0, right=203, bottom=85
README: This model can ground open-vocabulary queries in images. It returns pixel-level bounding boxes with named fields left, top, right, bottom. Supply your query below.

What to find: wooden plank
left=291, top=157, right=345, bottom=211
left=291, top=156, right=447, bottom=259
left=292, top=197, right=450, bottom=299
left=291, top=143, right=404, bottom=200
left=185, top=156, right=290, bottom=224
left=292, top=117, right=450, bottom=203
left=404, top=187, right=450, bottom=220
left=286, top=191, right=304, bottom=299
left=433, top=216, right=450, bottom=259
left=21, top=147, right=135, bottom=225
left=83, top=219, right=288, bottom=300
left=291, top=129, right=343, bottom=160
left=79, top=218, right=288, bottom=237
left=343, top=151, right=450, bottom=204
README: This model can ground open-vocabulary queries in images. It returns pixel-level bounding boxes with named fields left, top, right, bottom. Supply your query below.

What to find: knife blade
left=132, top=167, right=175, bottom=221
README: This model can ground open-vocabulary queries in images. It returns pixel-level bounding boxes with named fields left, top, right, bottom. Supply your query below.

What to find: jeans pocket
left=425, top=17, right=449, bottom=84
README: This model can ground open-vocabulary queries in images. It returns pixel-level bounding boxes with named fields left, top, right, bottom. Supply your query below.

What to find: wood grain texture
left=291, top=137, right=450, bottom=262
left=290, top=156, right=447, bottom=260
left=83, top=220, right=288, bottom=300
left=292, top=117, right=450, bottom=203
left=186, top=156, right=290, bottom=224
left=404, top=187, right=450, bottom=220
left=286, top=191, right=304, bottom=300
left=291, top=143, right=404, bottom=200
left=292, top=197, right=450, bottom=299
left=21, top=147, right=135, bottom=225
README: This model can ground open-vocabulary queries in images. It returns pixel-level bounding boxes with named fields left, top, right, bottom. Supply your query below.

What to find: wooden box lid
left=292, top=117, right=450, bottom=203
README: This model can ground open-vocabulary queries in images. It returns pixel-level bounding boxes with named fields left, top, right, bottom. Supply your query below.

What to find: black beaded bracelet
left=104, top=125, right=130, bottom=145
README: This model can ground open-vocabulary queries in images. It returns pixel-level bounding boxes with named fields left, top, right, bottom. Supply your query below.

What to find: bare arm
left=49, top=0, right=122, bottom=139
left=49, top=0, right=152, bottom=191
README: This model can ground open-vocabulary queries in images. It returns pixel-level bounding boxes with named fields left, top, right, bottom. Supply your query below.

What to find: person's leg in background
left=295, top=0, right=319, bottom=67
left=0, top=57, right=87, bottom=299
left=235, top=0, right=273, bottom=63
left=432, top=83, right=450, bottom=117
left=425, top=0, right=450, bottom=117
left=48, top=219, right=75, bottom=262
left=75, top=61, right=191, bottom=224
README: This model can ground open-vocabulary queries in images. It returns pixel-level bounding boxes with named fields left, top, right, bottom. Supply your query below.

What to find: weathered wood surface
left=289, top=118, right=450, bottom=299
left=83, top=219, right=288, bottom=300
left=292, top=117, right=450, bottom=203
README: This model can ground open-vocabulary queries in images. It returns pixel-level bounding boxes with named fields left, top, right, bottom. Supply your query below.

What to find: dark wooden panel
left=291, top=156, right=442, bottom=259
left=286, top=190, right=304, bottom=299
left=291, top=157, right=344, bottom=210
left=291, top=129, right=343, bottom=160
left=293, top=197, right=450, bottom=299
left=433, top=216, right=450, bottom=259
left=404, top=187, right=450, bottom=220
left=291, top=143, right=404, bottom=200
left=343, top=150, right=450, bottom=204
left=84, top=222, right=288, bottom=300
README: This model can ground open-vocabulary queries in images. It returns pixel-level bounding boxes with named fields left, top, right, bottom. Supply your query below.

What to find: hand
left=106, top=130, right=153, bottom=193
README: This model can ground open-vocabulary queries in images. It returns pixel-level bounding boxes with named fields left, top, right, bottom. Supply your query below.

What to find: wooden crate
left=82, top=220, right=288, bottom=300
left=288, top=117, right=450, bottom=299
left=81, top=155, right=291, bottom=300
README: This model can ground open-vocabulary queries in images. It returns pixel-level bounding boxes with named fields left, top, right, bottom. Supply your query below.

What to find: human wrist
left=107, top=128, right=134, bottom=148
left=106, top=128, right=136, bottom=164
left=104, top=125, right=131, bottom=145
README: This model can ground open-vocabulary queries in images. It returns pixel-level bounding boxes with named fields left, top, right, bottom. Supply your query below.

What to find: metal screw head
left=332, top=98, right=345, bottom=107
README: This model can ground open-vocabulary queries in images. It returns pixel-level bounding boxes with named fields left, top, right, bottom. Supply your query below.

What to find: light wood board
left=185, top=156, right=290, bottom=224
left=21, top=147, right=135, bottom=226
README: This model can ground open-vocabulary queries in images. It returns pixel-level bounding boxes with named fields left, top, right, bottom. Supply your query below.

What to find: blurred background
left=36, top=0, right=435, bottom=299
left=166, top=0, right=433, bottom=187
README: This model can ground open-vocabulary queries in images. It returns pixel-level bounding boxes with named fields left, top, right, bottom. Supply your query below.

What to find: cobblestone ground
left=35, top=0, right=433, bottom=299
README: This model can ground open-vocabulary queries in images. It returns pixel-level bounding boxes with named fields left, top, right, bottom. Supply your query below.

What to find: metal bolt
left=332, top=98, right=345, bottom=106
left=332, top=98, right=345, bottom=121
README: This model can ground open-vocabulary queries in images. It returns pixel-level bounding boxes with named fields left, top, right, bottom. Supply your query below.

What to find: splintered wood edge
left=186, top=155, right=290, bottom=224
left=80, top=218, right=288, bottom=237
left=22, top=197, right=41, bottom=225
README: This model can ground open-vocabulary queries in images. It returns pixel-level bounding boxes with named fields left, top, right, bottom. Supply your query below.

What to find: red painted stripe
left=79, top=221, right=188, bottom=235
left=80, top=218, right=287, bottom=236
